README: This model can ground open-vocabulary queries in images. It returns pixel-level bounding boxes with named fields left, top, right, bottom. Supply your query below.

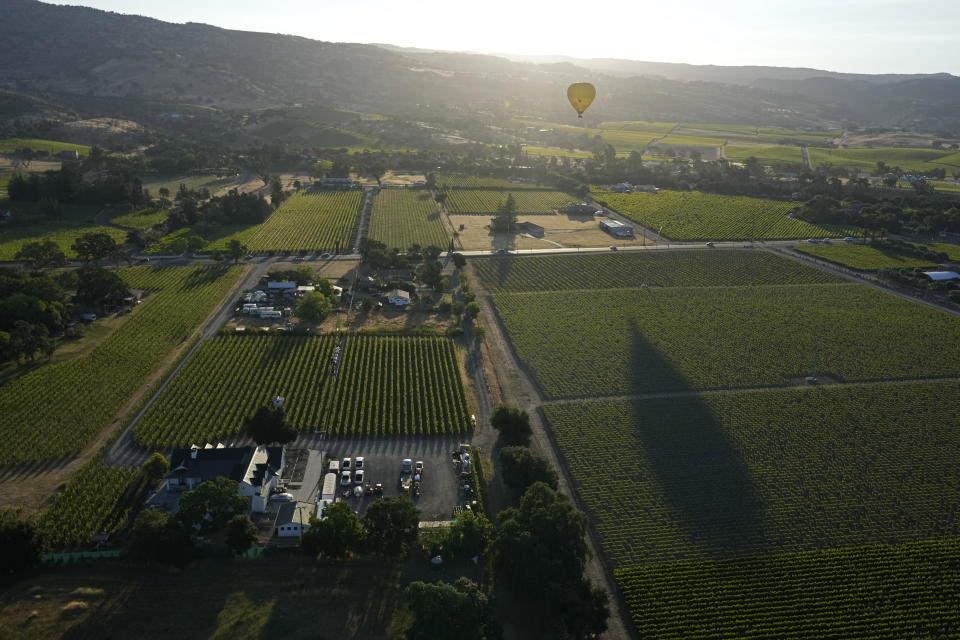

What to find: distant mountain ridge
left=1, top=0, right=958, bottom=131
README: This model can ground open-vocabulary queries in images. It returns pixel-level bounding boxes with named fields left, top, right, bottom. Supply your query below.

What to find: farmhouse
left=166, top=445, right=285, bottom=513
left=600, top=219, right=634, bottom=238
left=275, top=501, right=312, bottom=537
left=385, top=288, right=411, bottom=306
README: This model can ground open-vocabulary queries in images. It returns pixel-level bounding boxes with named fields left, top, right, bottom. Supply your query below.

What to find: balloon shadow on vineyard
left=626, top=322, right=772, bottom=558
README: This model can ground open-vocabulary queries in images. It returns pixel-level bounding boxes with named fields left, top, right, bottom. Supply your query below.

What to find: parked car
left=340, top=470, right=352, bottom=486
left=272, top=492, right=295, bottom=502
left=354, top=469, right=365, bottom=485
left=843, top=237, right=855, bottom=243
left=705, top=242, right=714, bottom=247
left=354, top=456, right=364, bottom=470
left=807, top=238, right=819, bottom=243
left=415, top=461, right=424, bottom=476
left=342, top=457, right=352, bottom=471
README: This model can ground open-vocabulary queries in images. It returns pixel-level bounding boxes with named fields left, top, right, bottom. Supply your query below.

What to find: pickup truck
left=399, top=458, right=413, bottom=493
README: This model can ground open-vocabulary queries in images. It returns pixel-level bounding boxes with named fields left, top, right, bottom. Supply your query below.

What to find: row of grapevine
left=616, top=537, right=960, bottom=639
left=473, top=250, right=841, bottom=293
left=0, top=265, right=243, bottom=465
left=435, top=175, right=552, bottom=190
left=445, top=190, right=578, bottom=214
left=493, top=282, right=960, bottom=398
left=594, top=189, right=858, bottom=240
left=133, top=334, right=471, bottom=446
left=245, top=191, right=361, bottom=252
left=39, top=459, right=142, bottom=548
left=545, top=380, right=960, bottom=567
left=367, top=189, right=449, bottom=250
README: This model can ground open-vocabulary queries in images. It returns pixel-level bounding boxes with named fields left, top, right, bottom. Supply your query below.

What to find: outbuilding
left=275, top=501, right=312, bottom=537
left=385, top=289, right=411, bottom=306
left=922, top=271, right=960, bottom=282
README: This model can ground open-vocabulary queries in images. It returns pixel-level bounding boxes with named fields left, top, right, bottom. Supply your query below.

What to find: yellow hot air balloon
left=567, top=82, right=596, bottom=119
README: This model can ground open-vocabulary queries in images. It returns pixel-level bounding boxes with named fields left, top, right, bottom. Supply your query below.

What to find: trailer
left=320, top=472, right=337, bottom=502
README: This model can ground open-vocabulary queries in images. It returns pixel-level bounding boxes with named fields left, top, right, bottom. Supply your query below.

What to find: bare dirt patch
left=450, top=214, right=652, bottom=251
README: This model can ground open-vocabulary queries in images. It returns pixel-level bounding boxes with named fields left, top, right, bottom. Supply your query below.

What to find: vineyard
left=444, top=189, right=578, bottom=214
left=808, top=147, right=955, bottom=172
left=146, top=223, right=257, bottom=255
left=724, top=145, right=803, bottom=166
left=493, top=282, right=960, bottom=397
left=133, top=334, right=471, bottom=446
left=473, top=250, right=840, bottom=293
left=544, top=380, right=960, bottom=565
left=367, top=190, right=449, bottom=250
left=616, top=538, right=960, bottom=639
left=794, top=243, right=942, bottom=270
left=245, top=191, right=360, bottom=253
left=40, top=459, right=142, bottom=548
left=655, top=134, right=725, bottom=147
left=0, top=265, right=242, bottom=465
left=595, top=189, right=853, bottom=240
left=436, top=175, right=551, bottom=189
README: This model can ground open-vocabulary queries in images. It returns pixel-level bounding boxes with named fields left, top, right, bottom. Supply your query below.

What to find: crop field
left=598, top=121, right=677, bottom=135
left=445, top=189, right=578, bottom=214
left=543, top=123, right=666, bottom=154
left=0, top=223, right=128, bottom=261
left=367, top=189, right=449, bottom=250
left=724, top=144, right=803, bottom=165
left=522, top=146, right=593, bottom=158
left=655, top=134, right=725, bottom=147
left=108, top=207, right=168, bottom=230
left=145, top=224, right=257, bottom=255
left=133, top=334, right=471, bottom=446
left=436, top=175, right=550, bottom=189
left=0, top=138, right=90, bottom=155
left=594, top=189, right=853, bottom=240
left=809, top=147, right=954, bottom=171
left=139, top=174, right=240, bottom=197
left=39, top=460, right=141, bottom=547
left=245, top=191, right=360, bottom=253
left=616, top=537, right=960, bottom=639
left=0, top=265, right=242, bottom=465
left=932, top=151, right=960, bottom=167
left=474, top=250, right=840, bottom=293
left=794, top=243, right=943, bottom=269
left=493, top=283, right=960, bottom=397
left=545, top=380, right=960, bottom=564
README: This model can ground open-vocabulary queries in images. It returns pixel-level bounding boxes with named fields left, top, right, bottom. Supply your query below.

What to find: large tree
left=362, top=496, right=420, bottom=560
left=500, top=446, right=558, bottom=495
left=130, top=509, right=194, bottom=566
left=71, top=232, right=119, bottom=263
left=225, top=514, right=258, bottom=555
left=490, top=405, right=532, bottom=446
left=142, top=452, right=170, bottom=482
left=492, top=482, right=608, bottom=638
left=176, top=476, right=248, bottom=532
left=15, top=240, right=67, bottom=271
left=243, top=405, right=296, bottom=445
left=446, top=509, right=492, bottom=559
left=0, top=508, right=46, bottom=574
left=75, top=265, right=130, bottom=308
left=296, top=290, right=333, bottom=323
left=492, top=193, right=517, bottom=232
left=402, top=578, right=495, bottom=640
left=302, top=501, right=363, bottom=559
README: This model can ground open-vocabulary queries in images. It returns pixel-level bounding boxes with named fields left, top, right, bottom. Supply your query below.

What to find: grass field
left=794, top=243, right=945, bottom=269
left=597, top=121, right=677, bottom=135
left=655, top=134, right=725, bottom=147
left=445, top=190, right=578, bottom=215
left=108, top=207, right=168, bottom=230
left=368, top=189, right=448, bottom=250
left=133, top=334, right=471, bottom=446
left=245, top=191, right=361, bottom=253
left=0, top=557, right=400, bottom=640
left=493, top=283, right=960, bottom=397
left=0, top=200, right=128, bottom=260
left=809, top=147, right=954, bottom=172
left=0, top=265, right=243, bottom=465
left=724, top=144, right=803, bottom=165
left=616, top=537, right=960, bottom=639
left=545, top=380, right=960, bottom=564
left=594, top=189, right=851, bottom=240
left=521, top=146, right=593, bottom=159
left=0, top=138, right=90, bottom=155
left=474, top=250, right=839, bottom=293
left=931, top=151, right=960, bottom=168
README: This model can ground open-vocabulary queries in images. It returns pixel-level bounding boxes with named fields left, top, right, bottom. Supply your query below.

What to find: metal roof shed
left=922, top=271, right=960, bottom=281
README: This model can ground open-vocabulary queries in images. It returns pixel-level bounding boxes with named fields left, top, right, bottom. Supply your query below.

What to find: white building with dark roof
left=166, top=445, right=285, bottom=513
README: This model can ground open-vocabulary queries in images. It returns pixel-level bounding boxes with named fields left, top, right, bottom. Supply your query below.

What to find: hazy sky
left=47, top=0, right=960, bottom=75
